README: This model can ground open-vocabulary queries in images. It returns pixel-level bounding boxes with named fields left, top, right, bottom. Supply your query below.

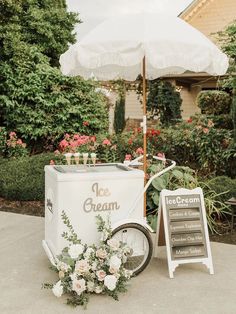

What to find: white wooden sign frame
left=155, top=187, right=214, bottom=278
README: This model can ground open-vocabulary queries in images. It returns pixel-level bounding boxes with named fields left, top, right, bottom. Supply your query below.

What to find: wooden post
left=142, top=57, right=147, bottom=217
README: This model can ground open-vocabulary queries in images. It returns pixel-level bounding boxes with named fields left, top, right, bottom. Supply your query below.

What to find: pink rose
left=102, top=139, right=111, bottom=146
left=125, top=154, right=132, bottom=161
left=96, top=248, right=107, bottom=259
left=96, top=270, right=106, bottom=281
left=9, top=131, right=16, bottom=138
left=136, top=147, right=144, bottom=155
left=203, top=128, right=209, bottom=134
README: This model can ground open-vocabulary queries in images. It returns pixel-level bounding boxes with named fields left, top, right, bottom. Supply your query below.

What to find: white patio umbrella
left=59, top=13, right=228, bottom=214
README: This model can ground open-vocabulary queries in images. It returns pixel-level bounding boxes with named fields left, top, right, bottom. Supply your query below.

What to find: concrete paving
left=0, top=211, right=236, bottom=314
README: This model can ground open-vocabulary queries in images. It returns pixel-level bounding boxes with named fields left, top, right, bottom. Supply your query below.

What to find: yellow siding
left=180, top=87, right=201, bottom=119
left=125, top=91, right=143, bottom=119
left=186, top=0, right=236, bottom=42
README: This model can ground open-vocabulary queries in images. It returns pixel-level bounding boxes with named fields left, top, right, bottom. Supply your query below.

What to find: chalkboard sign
left=155, top=188, right=214, bottom=278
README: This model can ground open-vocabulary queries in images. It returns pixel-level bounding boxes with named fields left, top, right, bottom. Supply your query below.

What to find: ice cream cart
left=42, top=156, right=175, bottom=275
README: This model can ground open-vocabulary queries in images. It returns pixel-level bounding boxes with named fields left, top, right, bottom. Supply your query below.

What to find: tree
left=0, top=0, right=109, bottom=151
left=0, top=0, right=79, bottom=66
left=218, top=21, right=236, bottom=90
left=114, top=94, right=126, bottom=134
left=147, top=80, right=182, bottom=125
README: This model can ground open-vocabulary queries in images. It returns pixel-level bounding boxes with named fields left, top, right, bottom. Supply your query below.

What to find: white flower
left=123, top=245, right=132, bottom=255
left=96, top=248, right=107, bottom=259
left=57, top=261, right=70, bottom=272
left=87, top=281, right=95, bottom=292
left=72, top=278, right=86, bottom=296
left=96, top=270, right=106, bottom=281
left=75, top=260, right=90, bottom=274
left=107, top=239, right=120, bottom=251
left=84, top=247, right=94, bottom=259
left=58, top=271, right=65, bottom=279
left=124, top=269, right=133, bottom=279
left=68, top=244, right=84, bottom=259
left=91, top=261, right=97, bottom=271
left=104, top=275, right=117, bottom=291
left=109, top=255, right=121, bottom=270
left=95, top=285, right=103, bottom=294
left=52, top=280, right=63, bottom=298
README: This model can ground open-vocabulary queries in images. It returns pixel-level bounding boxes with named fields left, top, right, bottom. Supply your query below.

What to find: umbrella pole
left=142, top=56, right=147, bottom=217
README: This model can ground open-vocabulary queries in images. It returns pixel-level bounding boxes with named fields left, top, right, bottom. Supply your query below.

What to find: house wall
left=125, top=91, right=143, bottom=119
left=180, top=86, right=201, bottom=119
left=185, top=0, right=236, bottom=42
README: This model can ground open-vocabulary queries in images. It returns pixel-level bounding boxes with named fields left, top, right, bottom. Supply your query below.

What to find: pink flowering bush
left=6, top=132, right=28, bottom=158
left=59, top=134, right=97, bottom=154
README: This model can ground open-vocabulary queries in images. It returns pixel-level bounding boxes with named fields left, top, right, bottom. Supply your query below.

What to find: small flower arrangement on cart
left=43, top=211, right=133, bottom=308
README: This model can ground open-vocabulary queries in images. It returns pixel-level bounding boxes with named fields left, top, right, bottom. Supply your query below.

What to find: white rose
left=75, top=259, right=90, bottom=274
left=72, top=278, right=86, bottom=296
left=95, top=285, right=103, bottom=294
left=91, top=261, right=98, bottom=271
left=107, top=239, right=120, bottom=251
left=104, top=275, right=117, bottom=291
left=57, top=261, right=70, bottom=272
left=87, top=281, right=95, bottom=292
left=52, top=280, right=63, bottom=298
left=68, top=244, right=84, bottom=259
left=109, top=255, right=121, bottom=270
left=96, top=248, right=107, bottom=259
left=96, top=270, right=106, bottom=281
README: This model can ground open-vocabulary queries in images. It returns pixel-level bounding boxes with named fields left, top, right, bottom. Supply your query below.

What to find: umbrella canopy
left=60, top=13, right=228, bottom=79
left=59, top=13, right=229, bottom=216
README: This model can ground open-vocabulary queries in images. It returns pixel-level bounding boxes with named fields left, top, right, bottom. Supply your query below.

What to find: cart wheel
left=111, top=223, right=153, bottom=276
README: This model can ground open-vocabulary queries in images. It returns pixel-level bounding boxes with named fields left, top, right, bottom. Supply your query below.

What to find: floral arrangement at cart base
left=43, top=211, right=133, bottom=308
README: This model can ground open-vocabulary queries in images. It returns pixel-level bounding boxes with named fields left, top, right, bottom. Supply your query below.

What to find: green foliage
left=232, top=95, right=236, bottom=142
left=0, top=62, right=109, bottom=151
left=147, top=80, right=182, bottom=125
left=0, top=0, right=108, bottom=151
left=0, top=153, right=55, bottom=200
left=197, top=90, right=231, bottom=115
left=62, top=210, right=81, bottom=245
left=147, top=164, right=231, bottom=234
left=0, top=0, right=79, bottom=67
left=114, top=94, right=126, bottom=134
left=206, top=176, right=236, bottom=203
left=0, top=127, right=7, bottom=155
left=218, top=21, right=236, bottom=89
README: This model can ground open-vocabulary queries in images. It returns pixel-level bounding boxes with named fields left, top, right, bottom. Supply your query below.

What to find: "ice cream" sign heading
left=83, top=183, right=120, bottom=213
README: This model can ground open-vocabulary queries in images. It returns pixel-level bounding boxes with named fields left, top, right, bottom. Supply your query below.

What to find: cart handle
left=127, top=154, right=176, bottom=217
left=130, top=154, right=176, bottom=193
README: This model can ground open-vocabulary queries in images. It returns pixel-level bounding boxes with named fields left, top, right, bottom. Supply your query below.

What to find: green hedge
left=0, top=153, right=54, bottom=201
left=206, top=176, right=236, bottom=203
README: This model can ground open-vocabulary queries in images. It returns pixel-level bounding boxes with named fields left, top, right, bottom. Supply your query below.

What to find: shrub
left=147, top=80, right=182, bottom=125
left=0, top=61, right=109, bottom=152
left=232, top=94, right=236, bottom=142
left=0, top=127, right=7, bottom=155
left=113, top=94, right=126, bottom=134
left=0, top=153, right=55, bottom=201
left=206, top=176, right=236, bottom=202
left=197, top=90, right=231, bottom=115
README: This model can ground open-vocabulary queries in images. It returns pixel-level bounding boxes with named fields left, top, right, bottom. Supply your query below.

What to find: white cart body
left=43, top=164, right=145, bottom=259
